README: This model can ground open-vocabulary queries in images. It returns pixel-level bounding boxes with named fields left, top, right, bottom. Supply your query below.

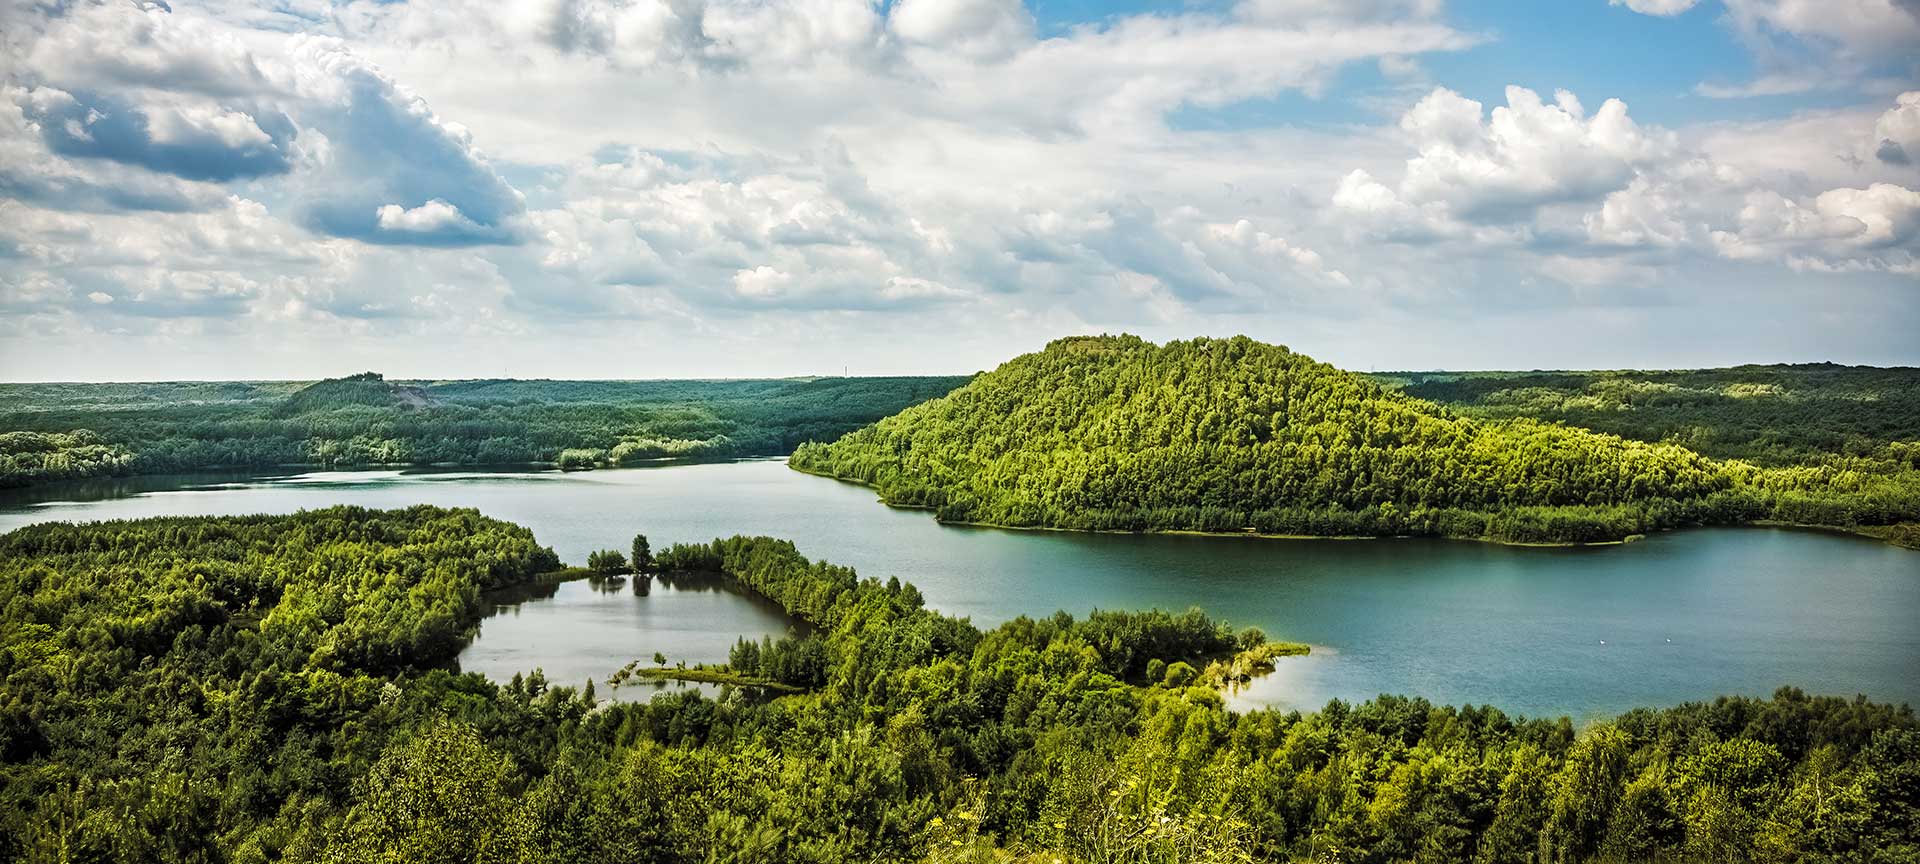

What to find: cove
left=1, top=459, right=1914, bottom=720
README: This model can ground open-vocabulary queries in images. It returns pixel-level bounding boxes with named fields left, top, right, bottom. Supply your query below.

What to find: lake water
left=3, top=460, right=1915, bottom=719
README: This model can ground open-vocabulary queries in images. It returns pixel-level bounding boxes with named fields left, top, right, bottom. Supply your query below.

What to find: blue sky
left=1, top=0, right=1916, bottom=379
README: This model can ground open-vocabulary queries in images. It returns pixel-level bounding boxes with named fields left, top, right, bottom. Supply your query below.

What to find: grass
left=606, top=661, right=808, bottom=694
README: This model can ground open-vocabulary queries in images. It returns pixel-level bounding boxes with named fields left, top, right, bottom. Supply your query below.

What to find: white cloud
left=1584, top=176, right=1698, bottom=248
left=1876, top=91, right=1920, bottom=166
left=888, top=0, right=1033, bottom=58
left=1610, top=0, right=1701, bottom=15
left=1334, top=86, right=1675, bottom=231
left=1, top=0, right=1914, bottom=377
left=144, top=102, right=275, bottom=149
left=376, top=200, right=483, bottom=233
left=21, top=2, right=279, bottom=99
left=1711, top=183, right=1920, bottom=272
left=1336, top=83, right=1920, bottom=279
left=1696, top=0, right=1920, bottom=95
left=1722, top=0, right=1920, bottom=64
left=1236, top=0, right=1444, bottom=23
left=732, top=264, right=791, bottom=298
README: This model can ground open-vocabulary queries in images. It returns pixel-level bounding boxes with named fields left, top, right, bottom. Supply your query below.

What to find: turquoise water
left=2, top=460, right=1915, bottom=719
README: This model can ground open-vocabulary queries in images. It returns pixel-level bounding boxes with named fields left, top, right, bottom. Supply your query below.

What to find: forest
left=0, top=509, right=1914, bottom=862
left=0, top=373, right=967, bottom=488
left=791, top=335, right=1920, bottom=546
left=1378, top=364, right=1920, bottom=467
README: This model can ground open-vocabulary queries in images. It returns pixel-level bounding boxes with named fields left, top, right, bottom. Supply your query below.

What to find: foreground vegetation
left=793, top=335, right=1920, bottom=545
left=2, top=509, right=1914, bottom=862
left=0, top=372, right=966, bottom=488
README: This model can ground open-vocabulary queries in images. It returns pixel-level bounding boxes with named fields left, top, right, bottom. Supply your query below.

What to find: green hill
left=274, top=372, right=436, bottom=416
left=791, top=335, right=1916, bottom=544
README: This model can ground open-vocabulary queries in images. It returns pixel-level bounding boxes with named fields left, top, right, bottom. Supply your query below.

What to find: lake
left=2, top=459, right=1915, bottom=718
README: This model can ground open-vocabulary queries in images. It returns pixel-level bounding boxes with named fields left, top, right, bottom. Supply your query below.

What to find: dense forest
left=1379, top=364, right=1920, bottom=467
left=791, top=336, right=1920, bottom=545
left=0, top=373, right=967, bottom=488
left=0, top=510, right=1913, bottom=862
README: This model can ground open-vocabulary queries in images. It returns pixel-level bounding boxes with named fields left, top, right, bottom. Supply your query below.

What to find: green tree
left=327, top=720, right=520, bottom=864
left=587, top=549, right=629, bottom=574
left=631, top=533, right=653, bottom=572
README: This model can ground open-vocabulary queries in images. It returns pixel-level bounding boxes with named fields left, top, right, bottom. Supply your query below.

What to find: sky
left=0, top=0, right=1916, bottom=380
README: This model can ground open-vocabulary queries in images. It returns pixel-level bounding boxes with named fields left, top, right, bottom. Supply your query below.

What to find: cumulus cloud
left=1334, top=86, right=1674, bottom=231
left=0, top=0, right=1914, bottom=376
left=5, top=2, right=525, bottom=248
left=1712, top=183, right=1920, bottom=271
left=1335, top=83, right=1920, bottom=278
left=0, top=89, right=228, bottom=213
left=286, top=37, right=526, bottom=246
left=21, top=1, right=277, bottom=98
left=1876, top=92, right=1920, bottom=166
left=15, top=87, right=296, bottom=182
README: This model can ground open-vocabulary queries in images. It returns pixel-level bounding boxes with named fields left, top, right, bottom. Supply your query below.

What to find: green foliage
left=791, top=335, right=1736, bottom=543
left=325, top=720, right=520, bottom=864
left=274, top=372, right=430, bottom=417
left=586, top=549, right=630, bottom=574
left=631, top=533, right=653, bottom=571
left=2, top=515, right=1916, bottom=862
left=0, top=507, right=565, bottom=862
left=1385, top=363, right=1920, bottom=466
left=554, top=448, right=606, bottom=470
left=0, top=429, right=135, bottom=488
left=793, top=335, right=1920, bottom=544
left=0, top=374, right=968, bottom=488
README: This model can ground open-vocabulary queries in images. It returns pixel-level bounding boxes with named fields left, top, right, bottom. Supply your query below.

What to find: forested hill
left=791, top=335, right=1920, bottom=545
left=0, top=374, right=968, bottom=488
left=273, top=371, right=438, bottom=416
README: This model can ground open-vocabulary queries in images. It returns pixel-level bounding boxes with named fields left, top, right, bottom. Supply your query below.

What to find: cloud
left=1723, top=0, right=1920, bottom=64
left=375, top=199, right=488, bottom=234
left=108, top=269, right=265, bottom=317
left=22, top=1, right=278, bottom=99
left=888, top=0, right=1033, bottom=59
left=6, top=3, right=526, bottom=248
left=1610, top=0, right=1701, bottom=15
left=1584, top=174, right=1705, bottom=248
left=486, top=0, right=889, bottom=71
left=1235, top=0, right=1445, bottom=23
left=1696, top=0, right=1920, bottom=95
left=1334, top=83, right=1920, bottom=278
left=14, top=87, right=296, bottom=182
left=1334, top=86, right=1674, bottom=231
left=1876, top=91, right=1920, bottom=166
left=1, top=0, right=1914, bottom=377
left=283, top=37, right=526, bottom=246
left=1712, top=183, right=1920, bottom=271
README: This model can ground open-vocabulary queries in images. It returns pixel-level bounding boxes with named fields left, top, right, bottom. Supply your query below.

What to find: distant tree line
left=0, top=373, right=967, bottom=488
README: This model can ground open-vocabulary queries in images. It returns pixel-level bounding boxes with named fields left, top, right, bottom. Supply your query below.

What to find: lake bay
left=3, top=459, right=1914, bottom=718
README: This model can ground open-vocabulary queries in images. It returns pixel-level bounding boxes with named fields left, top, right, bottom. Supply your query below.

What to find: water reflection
left=463, top=571, right=804, bottom=704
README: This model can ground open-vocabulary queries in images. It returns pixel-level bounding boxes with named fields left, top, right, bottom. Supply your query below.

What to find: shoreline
left=789, top=462, right=1910, bottom=551
left=611, top=665, right=807, bottom=694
